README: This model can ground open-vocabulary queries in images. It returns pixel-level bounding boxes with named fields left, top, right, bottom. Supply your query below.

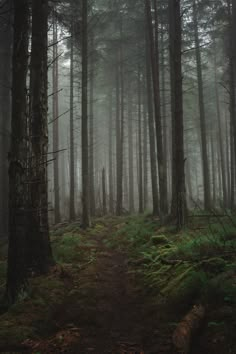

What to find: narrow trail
left=55, top=223, right=174, bottom=353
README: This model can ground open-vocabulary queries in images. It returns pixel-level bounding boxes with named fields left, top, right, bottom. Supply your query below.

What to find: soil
left=52, top=224, right=175, bottom=354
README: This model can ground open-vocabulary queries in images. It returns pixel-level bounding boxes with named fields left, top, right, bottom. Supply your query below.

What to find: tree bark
left=128, top=86, right=135, bottom=213
left=81, top=0, right=90, bottom=228
left=0, top=0, right=11, bottom=238
left=29, top=0, right=54, bottom=272
left=89, top=33, right=96, bottom=217
left=52, top=9, right=61, bottom=224
left=108, top=91, right=114, bottom=214
left=169, top=0, right=187, bottom=229
left=146, top=33, right=159, bottom=216
left=102, top=168, right=107, bottom=215
left=173, top=305, right=205, bottom=354
left=145, top=0, right=168, bottom=215
left=228, top=0, right=236, bottom=209
left=6, top=0, right=29, bottom=304
left=69, top=24, right=75, bottom=220
left=138, top=66, right=144, bottom=214
left=214, top=47, right=228, bottom=208
left=193, top=0, right=211, bottom=210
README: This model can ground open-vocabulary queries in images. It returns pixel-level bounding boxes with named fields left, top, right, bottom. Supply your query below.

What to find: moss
left=161, top=265, right=207, bottom=308
left=0, top=271, right=67, bottom=347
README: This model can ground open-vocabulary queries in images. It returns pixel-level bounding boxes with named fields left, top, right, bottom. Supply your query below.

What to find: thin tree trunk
left=138, top=66, right=144, bottom=214
left=81, top=0, right=90, bottom=228
left=69, top=25, right=75, bottom=220
left=128, top=86, right=135, bottom=213
left=116, top=21, right=125, bottom=216
left=146, top=32, right=159, bottom=216
left=52, top=10, right=60, bottom=224
left=211, top=132, right=216, bottom=206
left=89, top=34, right=95, bottom=216
left=115, top=51, right=121, bottom=215
left=192, top=0, right=211, bottom=210
left=214, top=48, right=228, bottom=208
left=145, top=0, right=168, bottom=215
left=143, top=87, right=148, bottom=210
left=102, top=168, right=107, bottom=215
left=108, top=91, right=114, bottom=214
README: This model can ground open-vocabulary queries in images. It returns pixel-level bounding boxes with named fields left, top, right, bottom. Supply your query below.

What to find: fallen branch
left=173, top=304, right=205, bottom=354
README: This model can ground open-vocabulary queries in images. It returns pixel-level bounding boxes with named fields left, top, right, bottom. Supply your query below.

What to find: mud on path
left=54, top=222, right=174, bottom=354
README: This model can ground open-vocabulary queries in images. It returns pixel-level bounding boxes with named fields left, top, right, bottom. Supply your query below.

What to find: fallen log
left=173, top=304, right=205, bottom=354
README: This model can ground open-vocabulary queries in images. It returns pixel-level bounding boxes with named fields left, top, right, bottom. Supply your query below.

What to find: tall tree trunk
left=226, top=117, right=231, bottom=204
left=143, top=88, right=148, bottom=210
left=146, top=33, right=159, bottom=216
left=6, top=0, right=29, bottom=304
left=214, top=49, right=228, bottom=208
left=108, top=91, right=114, bottom=214
left=192, top=0, right=211, bottom=210
left=169, top=0, right=187, bottom=229
left=115, top=56, right=121, bottom=215
left=29, top=0, right=54, bottom=272
left=145, top=0, right=168, bottom=215
left=228, top=0, right=236, bottom=209
left=138, top=67, right=144, bottom=214
left=116, top=22, right=124, bottom=216
left=102, top=168, right=107, bottom=215
left=69, top=25, right=75, bottom=220
left=0, top=0, right=11, bottom=238
left=128, top=86, right=135, bottom=213
left=52, top=10, right=60, bottom=223
left=89, top=33, right=95, bottom=216
left=81, top=0, right=90, bottom=228
left=211, top=132, right=216, bottom=206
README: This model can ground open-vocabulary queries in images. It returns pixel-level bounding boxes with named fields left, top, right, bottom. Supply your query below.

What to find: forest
left=0, top=0, right=235, bottom=352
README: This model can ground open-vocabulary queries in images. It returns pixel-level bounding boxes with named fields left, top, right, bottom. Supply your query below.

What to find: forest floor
left=0, top=214, right=235, bottom=353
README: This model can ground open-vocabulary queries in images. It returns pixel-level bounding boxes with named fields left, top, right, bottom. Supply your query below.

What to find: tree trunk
left=128, top=87, right=135, bottom=213
left=0, top=0, right=11, bottom=238
left=29, top=0, right=54, bottom=272
left=145, top=0, right=168, bottom=215
left=108, top=91, right=114, bottom=214
left=214, top=48, right=228, bottom=208
left=81, top=0, right=90, bottom=228
left=89, top=33, right=95, bottom=217
left=116, top=21, right=124, bottom=216
left=173, top=305, right=205, bottom=354
left=146, top=33, right=159, bottom=216
left=228, top=0, right=236, bottom=209
left=169, top=0, right=187, bottom=229
left=6, top=0, right=29, bottom=304
left=143, top=87, right=149, bottom=211
left=115, top=51, right=121, bottom=215
left=211, top=132, right=216, bottom=206
left=102, top=168, right=107, bottom=215
left=69, top=24, right=75, bottom=220
left=193, top=0, right=211, bottom=210
left=138, top=67, right=144, bottom=214
left=52, top=10, right=61, bottom=224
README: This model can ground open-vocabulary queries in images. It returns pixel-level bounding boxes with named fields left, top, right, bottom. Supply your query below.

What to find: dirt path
left=55, top=223, right=174, bottom=353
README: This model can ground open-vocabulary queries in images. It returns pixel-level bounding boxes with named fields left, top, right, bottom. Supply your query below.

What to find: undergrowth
left=109, top=214, right=236, bottom=311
